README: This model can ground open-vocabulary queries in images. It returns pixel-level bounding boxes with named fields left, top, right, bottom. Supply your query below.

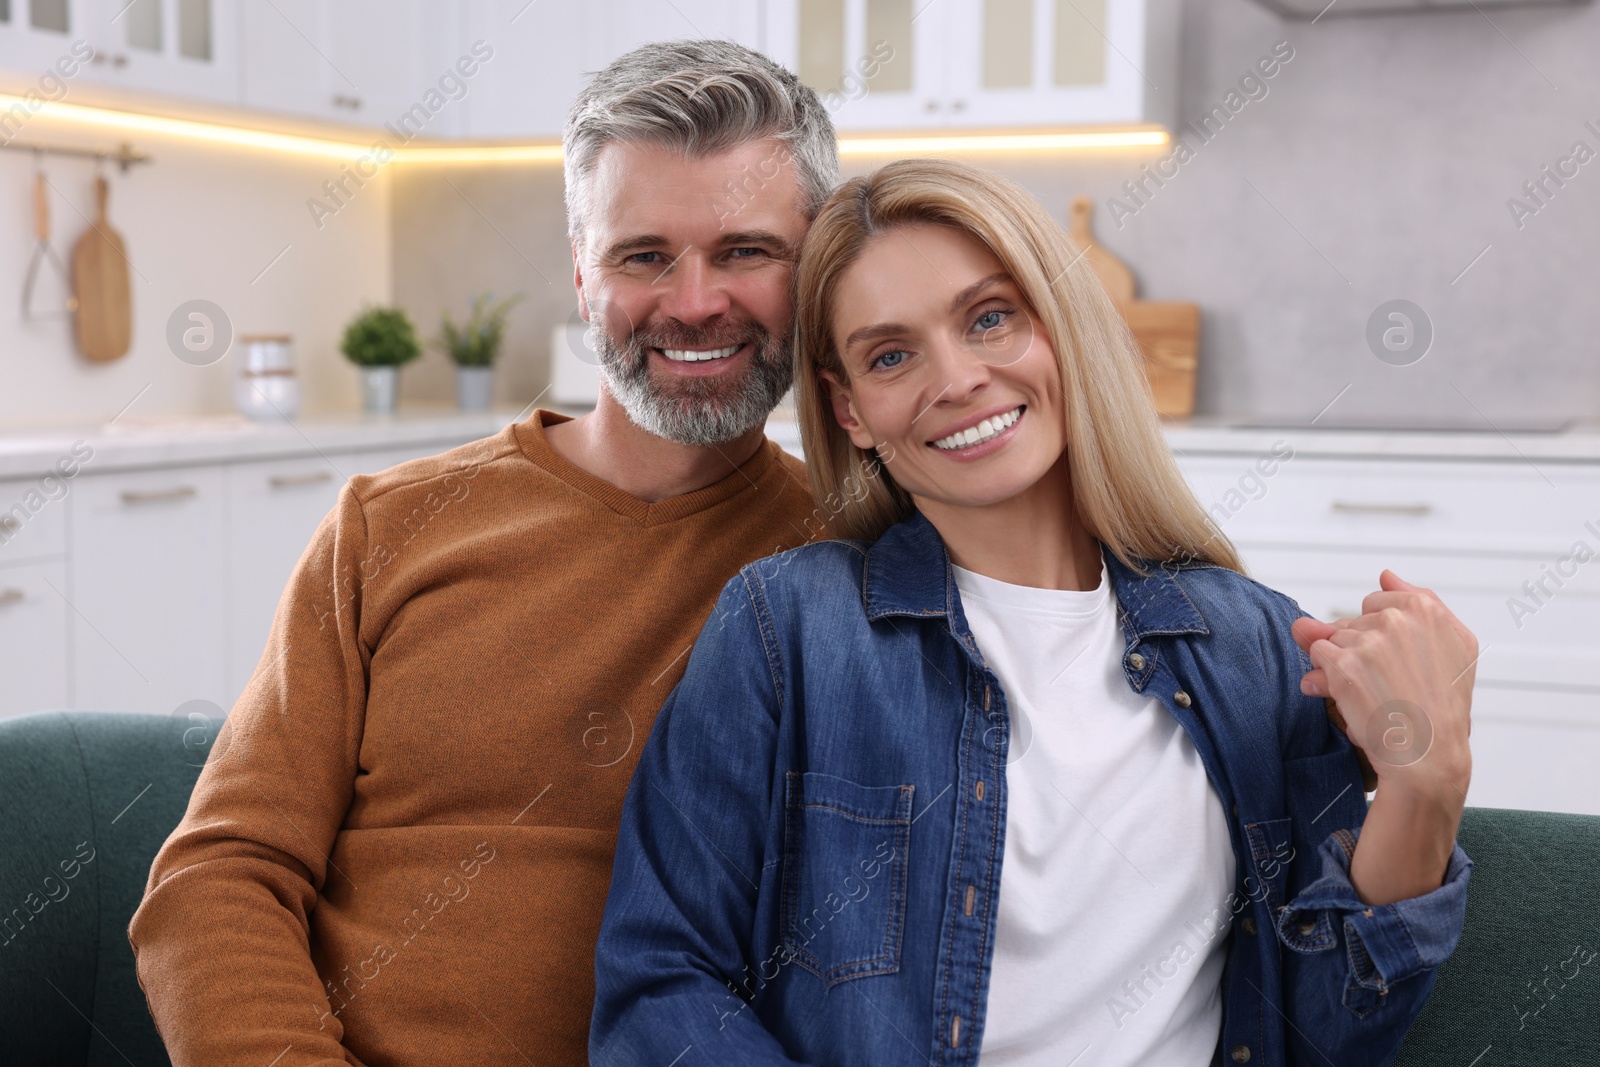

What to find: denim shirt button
left=1174, top=690, right=1192, bottom=708
left=1241, top=916, right=1257, bottom=935
left=1128, top=652, right=1145, bottom=670
left=1231, top=1044, right=1252, bottom=1063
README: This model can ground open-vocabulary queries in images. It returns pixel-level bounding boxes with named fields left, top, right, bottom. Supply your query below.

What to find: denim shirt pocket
left=1244, top=816, right=1297, bottom=917
left=780, top=771, right=914, bottom=987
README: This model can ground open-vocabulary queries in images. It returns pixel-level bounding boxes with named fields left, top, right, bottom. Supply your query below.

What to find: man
left=129, top=40, right=839, bottom=1066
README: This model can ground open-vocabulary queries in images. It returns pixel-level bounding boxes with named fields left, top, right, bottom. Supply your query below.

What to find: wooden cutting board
left=71, top=176, right=132, bottom=362
left=1069, top=195, right=1135, bottom=305
left=1069, top=195, right=1200, bottom=418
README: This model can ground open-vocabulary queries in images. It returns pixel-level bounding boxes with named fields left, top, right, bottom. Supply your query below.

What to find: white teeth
left=932, top=407, right=1022, bottom=451
left=661, top=345, right=740, bottom=362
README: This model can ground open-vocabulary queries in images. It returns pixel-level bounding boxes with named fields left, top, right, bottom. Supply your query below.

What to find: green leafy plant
left=340, top=306, right=422, bottom=367
left=437, top=292, right=524, bottom=368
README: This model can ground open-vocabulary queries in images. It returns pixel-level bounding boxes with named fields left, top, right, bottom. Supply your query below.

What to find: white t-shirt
left=953, top=558, right=1236, bottom=1067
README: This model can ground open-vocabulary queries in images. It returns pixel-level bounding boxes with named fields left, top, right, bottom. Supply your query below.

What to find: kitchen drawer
left=1177, top=454, right=1600, bottom=557
left=1240, top=547, right=1600, bottom=691
left=0, top=559, right=70, bottom=719
left=0, top=477, right=69, bottom=563
left=1465, top=685, right=1600, bottom=816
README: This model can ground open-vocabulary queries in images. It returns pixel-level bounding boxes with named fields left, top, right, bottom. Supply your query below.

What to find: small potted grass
left=341, top=306, right=421, bottom=415
left=438, top=292, right=523, bottom=412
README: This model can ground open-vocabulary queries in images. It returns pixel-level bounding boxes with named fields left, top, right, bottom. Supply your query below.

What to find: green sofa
left=0, top=711, right=1595, bottom=1065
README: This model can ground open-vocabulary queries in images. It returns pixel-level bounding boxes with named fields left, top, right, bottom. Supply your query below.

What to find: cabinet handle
left=0, top=588, right=23, bottom=607
left=1329, top=500, right=1432, bottom=517
left=269, top=471, right=334, bottom=489
left=924, top=99, right=940, bottom=112
left=0, top=516, right=19, bottom=533
left=120, top=486, right=198, bottom=505
left=951, top=99, right=967, bottom=112
left=332, top=93, right=363, bottom=110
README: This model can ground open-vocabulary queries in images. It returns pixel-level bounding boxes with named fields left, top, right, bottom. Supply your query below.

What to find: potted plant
left=341, top=306, right=421, bottom=415
left=437, top=292, right=523, bottom=412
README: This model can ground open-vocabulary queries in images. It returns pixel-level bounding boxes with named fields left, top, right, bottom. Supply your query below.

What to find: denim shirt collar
left=861, top=509, right=1211, bottom=641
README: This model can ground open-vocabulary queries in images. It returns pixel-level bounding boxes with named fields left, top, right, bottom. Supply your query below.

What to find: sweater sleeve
left=128, top=482, right=375, bottom=1067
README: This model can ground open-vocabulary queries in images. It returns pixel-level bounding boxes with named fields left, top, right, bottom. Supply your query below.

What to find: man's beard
left=588, top=306, right=793, bottom=448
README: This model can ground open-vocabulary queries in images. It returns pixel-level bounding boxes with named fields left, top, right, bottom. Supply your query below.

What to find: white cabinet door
left=942, top=0, right=1177, bottom=129
left=603, top=0, right=762, bottom=58
left=458, top=0, right=599, bottom=139
left=462, top=0, right=764, bottom=139
left=240, top=0, right=428, bottom=129
left=0, top=559, right=70, bottom=720
left=766, top=0, right=944, bottom=131
left=0, top=0, right=94, bottom=76
left=1466, top=686, right=1600, bottom=816
left=69, top=464, right=227, bottom=716
left=75, top=0, right=238, bottom=102
left=766, top=0, right=1174, bottom=132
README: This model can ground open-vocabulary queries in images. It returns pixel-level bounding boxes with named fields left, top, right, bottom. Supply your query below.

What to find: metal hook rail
left=0, top=139, right=151, bottom=172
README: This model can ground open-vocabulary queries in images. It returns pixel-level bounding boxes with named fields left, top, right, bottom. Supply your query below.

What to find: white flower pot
left=456, top=365, right=494, bottom=411
left=360, top=366, right=400, bottom=414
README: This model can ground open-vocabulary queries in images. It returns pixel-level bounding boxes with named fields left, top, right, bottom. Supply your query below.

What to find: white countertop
left=0, top=408, right=529, bottom=480
left=1, top=406, right=1598, bottom=481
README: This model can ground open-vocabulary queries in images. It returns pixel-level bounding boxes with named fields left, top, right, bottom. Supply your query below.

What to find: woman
left=590, top=159, right=1473, bottom=1067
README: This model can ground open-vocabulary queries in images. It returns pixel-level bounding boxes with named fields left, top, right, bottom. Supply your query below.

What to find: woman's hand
left=1289, top=570, right=1477, bottom=905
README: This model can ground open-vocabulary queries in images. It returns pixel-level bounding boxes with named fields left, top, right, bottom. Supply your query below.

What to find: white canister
left=235, top=335, right=302, bottom=421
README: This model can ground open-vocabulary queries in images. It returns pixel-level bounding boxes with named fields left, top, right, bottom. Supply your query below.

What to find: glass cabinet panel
left=983, top=0, right=1032, bottom=90
left=1054, top=0, right=1106, bottom=86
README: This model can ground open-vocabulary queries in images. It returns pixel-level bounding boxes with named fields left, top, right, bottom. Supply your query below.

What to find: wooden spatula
left=1069, top=195, right=1136, bottom=306
left=71, top=176, right=132, bottom=362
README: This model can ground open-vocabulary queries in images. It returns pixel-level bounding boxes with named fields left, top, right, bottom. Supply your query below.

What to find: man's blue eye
left=975, top=309, right=1006, bottom=331
left=872, top=350, right=906, bottom=370
left=628, top=251, right=661, bottom=264
left=730, top=247, right=762, bottom=258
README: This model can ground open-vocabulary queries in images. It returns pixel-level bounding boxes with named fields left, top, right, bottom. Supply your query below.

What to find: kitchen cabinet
left=0, top=560, right=69, bottom=715
left=1172, top=444, right=1600, bottom=816
left=765, top=0, right=1178, bottom=131
left=239, top=0, right=460, bottom=135
left=0, top=0, right=92, bottom=74
left=459, top=0, right=763, bottom=139
left=68, top=462, right=228, bottom=717
left=0, top=412, right=504, bottom=721
left=74, top=0, right=239, bottom=102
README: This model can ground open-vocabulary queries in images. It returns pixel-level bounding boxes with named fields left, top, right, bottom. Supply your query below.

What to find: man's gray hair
left=563, top=39, right=840, bottom=248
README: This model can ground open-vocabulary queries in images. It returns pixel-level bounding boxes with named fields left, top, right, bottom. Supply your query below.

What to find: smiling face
left=574, top=137, right=809, bottom=446
left=821, top=223, right=1069, bottom=512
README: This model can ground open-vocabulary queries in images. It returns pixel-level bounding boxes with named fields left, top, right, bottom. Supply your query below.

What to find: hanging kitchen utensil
left=71, top=170, right=132, bottom=362
left=21, top=157, right=79, bottom=321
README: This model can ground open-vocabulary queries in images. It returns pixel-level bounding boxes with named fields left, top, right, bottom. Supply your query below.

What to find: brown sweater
left=129, top=410, right=823, bottom=1066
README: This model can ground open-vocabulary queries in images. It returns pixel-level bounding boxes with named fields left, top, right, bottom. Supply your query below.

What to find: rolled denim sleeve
left=590, top=572, right=810, bottom=1067
left=1277, top=826, right=1473, bottom=1018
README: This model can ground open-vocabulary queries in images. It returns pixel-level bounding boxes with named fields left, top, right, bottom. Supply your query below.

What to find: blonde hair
left=794, top=158, right=1243, bottom=576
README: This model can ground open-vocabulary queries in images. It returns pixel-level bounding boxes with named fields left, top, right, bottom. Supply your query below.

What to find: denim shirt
left=591, top=510, right=1472, bottom=1067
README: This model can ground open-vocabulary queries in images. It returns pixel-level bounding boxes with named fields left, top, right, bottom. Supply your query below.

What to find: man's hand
left=1288, top=570, right=1477, bottom=904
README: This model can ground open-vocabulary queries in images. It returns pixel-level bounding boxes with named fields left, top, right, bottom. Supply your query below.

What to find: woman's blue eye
left=872, top=349, right=906, bottom=370
left=730, top=247, right=762, bottom=258
left=975, top=309, right=1007, bottom=331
